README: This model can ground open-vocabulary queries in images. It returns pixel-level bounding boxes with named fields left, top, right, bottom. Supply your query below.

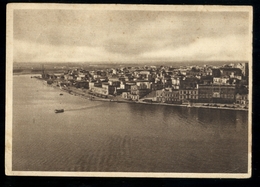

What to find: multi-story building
left=74, top=81, right=89, bottom=89
left=199, top=75, right=213, bottom=85
left=89, top=81, right=102, bottom=90
left=122, top=92, right=131, bottom=100
left=89, top=82, right=117, bottom=97
left=235, top=62, right=248, bottom=79
left=90, top=86, right=109, bottom=97
left=211, top=68, right=221, bottom=77
left=235, top=93, right=248, bottom=106
left=162, top=75, right=172, bottom=88
left=138, top=71, right=152, bottom=81
left=188, top=67, right=201, bottom=76
left=130, top=85, right=150, bottom=101
left=179, top=89, right=199, bottom=103
left=108, top=80, right=121, bottom=87
left=171, top=75, right=184, bottom=89
left=198, top=84, right=236, bottom=103
left=156, top=89, right=180, bottom=103
left=136, top=80, right=152, bottom=89
left=151, top=80, right=164, bottom=91
left=180, top=77, right=199, bottom=90
left=220, top=67, right=242, bottom=77
left=102, top=83, right=117, bottom=95
left=213, top=77, right=230, bottom=85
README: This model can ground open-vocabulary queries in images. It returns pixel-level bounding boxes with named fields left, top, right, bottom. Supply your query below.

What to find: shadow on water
left=65, top=104, right=105, bottom=111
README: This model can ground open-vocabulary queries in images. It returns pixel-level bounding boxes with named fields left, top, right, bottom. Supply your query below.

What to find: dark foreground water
left=12, top=75, right=248, bottom=173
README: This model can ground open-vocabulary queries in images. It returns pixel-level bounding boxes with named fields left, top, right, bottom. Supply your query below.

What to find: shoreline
left=34, top=77, right=248, bottom=112
left=136, top=100, right=248, bottom=111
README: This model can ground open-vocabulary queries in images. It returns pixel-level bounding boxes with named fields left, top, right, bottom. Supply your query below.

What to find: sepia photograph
left=6, top=4, right=252, bottom=178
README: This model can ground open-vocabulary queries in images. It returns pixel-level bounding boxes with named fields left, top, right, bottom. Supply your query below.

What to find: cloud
left=140, top=35, right=249, bottom=61
left=13, top=9, right=250, bottom=63
left=14, top=39, right=127, bottom=63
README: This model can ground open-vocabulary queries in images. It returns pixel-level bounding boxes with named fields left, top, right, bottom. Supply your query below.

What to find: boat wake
left=65, top=104, right=105, bottom=111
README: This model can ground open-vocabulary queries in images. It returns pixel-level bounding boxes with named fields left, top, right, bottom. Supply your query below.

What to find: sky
left=13, top=8, right=251, bottom=63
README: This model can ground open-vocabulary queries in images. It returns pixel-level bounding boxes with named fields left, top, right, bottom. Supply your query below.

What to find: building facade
left=235, top=93, right=248, bottom=106
left=198, top=84, right=236, bottom=103
left=156, top=89, right=180, bottom=103
left=122, top=92, right=131, bottom=99
left=130, top=85, right=150, bottom=101
left=179, top=89, right=199, bottom=103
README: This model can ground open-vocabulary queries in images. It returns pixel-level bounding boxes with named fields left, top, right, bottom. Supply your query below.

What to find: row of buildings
left=155, top=85, right=248, bottom=105
left=41, top=62, right=249, bottom=106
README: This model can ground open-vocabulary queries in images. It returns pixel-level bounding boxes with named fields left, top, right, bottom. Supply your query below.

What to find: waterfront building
left=74, top=81, right=89, bottom=89
left=130, top=85, right=150, bottom=101
left=122, top=92, right=131, bottom=100
left=198, top=84, right=236, bottom=103
left=89, top=86, right=108, bottom=97
left=89, top=81, right=102, bottom=90
left=101, top=83, right=117, bottom=95
left=156, top=89, right=180, bottom=103
left=89, top=82, right=116, bottom=97
left=235, top=93, right=249, bottom=106
left=179, top=89, right=199, bottom=103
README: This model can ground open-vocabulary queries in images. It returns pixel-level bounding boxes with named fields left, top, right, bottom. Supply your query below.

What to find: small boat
left=55, top=109, right=64, bottom=113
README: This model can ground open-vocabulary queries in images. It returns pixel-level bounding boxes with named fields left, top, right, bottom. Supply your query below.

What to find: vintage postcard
left=6, top=4, right=252, bottom=178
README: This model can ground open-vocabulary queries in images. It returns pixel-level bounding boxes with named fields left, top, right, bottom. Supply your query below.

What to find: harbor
left=12, top=74, right=248, bottom=173
left=31, top=69, right=249, bottom=112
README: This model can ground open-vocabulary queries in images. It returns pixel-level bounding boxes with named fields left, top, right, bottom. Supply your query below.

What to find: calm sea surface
left=12, top=75, right=248, bottom=173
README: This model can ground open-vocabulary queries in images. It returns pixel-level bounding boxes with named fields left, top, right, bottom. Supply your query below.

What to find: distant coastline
left=13, top=69, right=63, bottom=75
left=13, top=60, right=249, bottom=75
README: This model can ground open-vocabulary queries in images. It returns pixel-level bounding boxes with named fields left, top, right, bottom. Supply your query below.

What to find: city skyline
left=13, top=5, right=251, bottom=63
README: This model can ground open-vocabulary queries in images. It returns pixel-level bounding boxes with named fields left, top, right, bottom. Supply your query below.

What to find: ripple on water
left=12, top=75, right=248, bottom=173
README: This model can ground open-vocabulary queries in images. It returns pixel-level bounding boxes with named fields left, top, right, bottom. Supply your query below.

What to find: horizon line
left=13, top=60, right=248, bottom=64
